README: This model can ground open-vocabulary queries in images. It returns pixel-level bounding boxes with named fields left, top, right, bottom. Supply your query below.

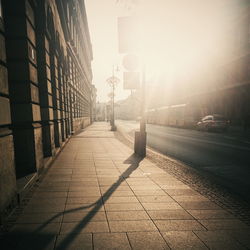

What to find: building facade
left=91, top=84, right=97, bottom=122
left=0, top=0, right=94, bottom=221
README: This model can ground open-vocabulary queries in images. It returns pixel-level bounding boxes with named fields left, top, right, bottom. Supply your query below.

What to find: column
left=36, top=2, right=55, bottom=157
left=3, top=0, right=44, bottom=177
left=0, top=0, right=17, bottom=215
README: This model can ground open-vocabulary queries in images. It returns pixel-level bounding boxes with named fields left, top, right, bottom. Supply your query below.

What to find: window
left=0, top=0, right=3, bottom=19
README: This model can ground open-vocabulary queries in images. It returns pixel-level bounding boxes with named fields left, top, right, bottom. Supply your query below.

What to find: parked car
left=197, top=114, right=230, bottom=132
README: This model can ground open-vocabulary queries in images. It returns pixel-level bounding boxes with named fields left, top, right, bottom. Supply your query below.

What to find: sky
left=85, top=0, right=233, bottom=103
left=85, top=0, right=131, bottom=102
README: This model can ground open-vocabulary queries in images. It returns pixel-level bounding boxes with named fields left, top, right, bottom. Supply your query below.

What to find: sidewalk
left=2, top=122, right=250, bottom=250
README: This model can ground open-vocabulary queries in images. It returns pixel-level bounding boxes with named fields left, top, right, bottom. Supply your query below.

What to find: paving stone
left=22, top=203, right=65, bottom=213
left=203, top=241, right=246, bottom=250
left=44, top=177, right=72, bottom=182
left=37, top=186, right=69, bottom=192
left=227, top=230, right=250, bottom=249
left=98, top=177, right=122, bottom=181
left=55, top=233, right=92, bottom=250
left=137, top=195, right=174, bottom=203
left=147, top=209, right=193, bottom=220
left=199, top=219, right=250, bottom=230
left=103, top=190, right=135, bottom=197
left=109, top=220, right=158, bottom=232
left=162, top=231, right=208, bottom=250
left=126, top=181, right=157, bottom=186
left=70, top=181, right=99, bottom=187
left=49, top=169, right=73, bottom=174
left=178, top=201, right=221, bottom=210
left=122, top=172, right=145, bottom=178
left=16, top=213, right=63, bottom=224
left=63, top=211, right=107, bottom=222
left=32, top=191, right=68, bottom=198
left=68, top=191, right=101, bottom=198
left=140, top=168, right=166, bottom=174
left=162, top=185, right=190, bottom=190
left=10, top=223, right=61, bottom=235
left=72, top=174, right=97, bottom=178
left=100, top=185, right=131, bottom=192
left=156, top=181, right=184, bottom=186
left=99, top=181, right=129, bottom=186
left=69, top=186, right=100, bottom=193
left=187, top=209, right=236, bottom=219
left=104, top=203, right=144, bottom=211
left=154, top=220, right=206, bottom=231
left=46, top=173, right=72, bottom=178
left=71, top=177, right=98, bottom=181
left=125, top=177, right=152, bottom=182
left=93, top=233, right=131, bottom=250
left=172, top=195, right=209, bottom=202
left=65, top=203, right=104, bottom=212
left=142, top=202, right=182, bottom=210
left=133, top=189, right=167, bottom=196
left=28, top=197, right=67, bottom=204
left=3, top=233, right=56, bottom=250
left=129, top=185, right=161, bottom=191
left=60, top=221, right=109, bottom=234
left=107, top=211, right=150, bottom=221
left=127, top=232, right=170, bottom=250
left=73, top=170, right=96, bottom=174
left=194, top=230, right=236, bottom=242
left=98, top=174, right=121, bottom=178
left=103, top=196, right=139, bottom=204
left=66, top=197, right=101, bottom=204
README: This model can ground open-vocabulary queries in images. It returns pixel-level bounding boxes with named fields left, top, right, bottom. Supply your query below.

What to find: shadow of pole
left=32, top=153, right=143, bottom=249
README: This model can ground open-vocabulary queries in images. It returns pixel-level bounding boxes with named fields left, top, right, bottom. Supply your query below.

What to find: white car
left=197, top=114, right=230, bottom=132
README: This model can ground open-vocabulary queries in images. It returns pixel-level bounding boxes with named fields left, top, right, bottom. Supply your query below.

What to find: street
left=116, top=120, right=250, bottom=201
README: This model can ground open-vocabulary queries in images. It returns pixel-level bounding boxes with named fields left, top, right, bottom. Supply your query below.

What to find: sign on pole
left=122, top=54, right=139, bottom=71
left=118, top=16, right=139, bottom=54
left=123, top=71, right=140, bottom=89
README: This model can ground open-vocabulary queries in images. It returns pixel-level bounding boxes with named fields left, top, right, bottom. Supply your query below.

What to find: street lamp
left=106, top=66, right=120, bottom=131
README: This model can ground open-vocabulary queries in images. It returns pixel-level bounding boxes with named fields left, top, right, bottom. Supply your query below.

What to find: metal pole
left=112, top=82, right=115, bottom=128
left=140, top=64, right=146, bottom=134
left=134, top=64, right=147, bottom=157
left=111, top=65, right=116, bottom=131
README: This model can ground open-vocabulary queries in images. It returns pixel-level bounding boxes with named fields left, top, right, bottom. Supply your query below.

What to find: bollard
left=134, top=131, right=147, bottom=157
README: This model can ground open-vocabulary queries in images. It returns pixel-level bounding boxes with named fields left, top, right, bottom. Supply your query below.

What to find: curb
left=116, top=123, right=191, bottom=169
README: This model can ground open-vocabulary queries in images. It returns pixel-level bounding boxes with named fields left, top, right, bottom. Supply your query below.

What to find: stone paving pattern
left=2, top=123, right=250, bottom=249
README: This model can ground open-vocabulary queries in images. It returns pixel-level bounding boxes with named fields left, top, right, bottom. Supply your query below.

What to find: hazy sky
left=85, top=0, right=131, bottom=102
left=85, top=0, right=232, bottom=103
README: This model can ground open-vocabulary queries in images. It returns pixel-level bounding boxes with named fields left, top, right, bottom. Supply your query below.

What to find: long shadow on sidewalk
left=3, top=153, right=144, bottom=249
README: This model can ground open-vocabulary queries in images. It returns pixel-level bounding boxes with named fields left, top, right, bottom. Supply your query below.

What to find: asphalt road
left=116, top=120, right=250, bottom=201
